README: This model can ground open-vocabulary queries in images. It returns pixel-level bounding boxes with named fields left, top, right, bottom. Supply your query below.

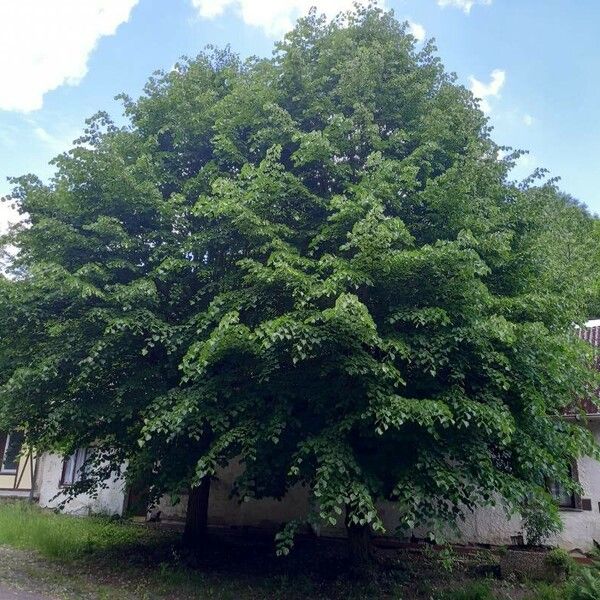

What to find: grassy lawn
left=0, top=501, right=598, bottom=599
left=0, top=500, right=166, bottom=559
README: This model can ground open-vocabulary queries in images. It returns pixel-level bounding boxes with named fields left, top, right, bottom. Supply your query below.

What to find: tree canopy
left=1, top=6, right=598, bottom=555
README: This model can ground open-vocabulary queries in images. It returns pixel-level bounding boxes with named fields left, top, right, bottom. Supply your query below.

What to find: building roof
left=574, top=320, right=600, bottom=416
left=579, top=320, right=600, bottom=347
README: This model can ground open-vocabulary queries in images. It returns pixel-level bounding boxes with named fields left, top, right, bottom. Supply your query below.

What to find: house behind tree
left=4, top=320, right=600, bottom=552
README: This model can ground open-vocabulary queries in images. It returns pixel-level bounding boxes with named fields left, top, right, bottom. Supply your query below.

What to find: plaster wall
left=158, top=468, right=527, bottom=542
left=36, top=453, right=127, bottom=516
left=451, top=421, right=600, bottom=551
left=549, top=421, right=600, bottom=551
left=32, top=423, right=600, bottom=551
left=157, top=423, right=600, bottom=552
left=156, top=460, right=314, bottom=531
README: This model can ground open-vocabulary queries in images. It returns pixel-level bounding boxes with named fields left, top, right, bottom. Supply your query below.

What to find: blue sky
left=1, top=0, right=598, bottom=230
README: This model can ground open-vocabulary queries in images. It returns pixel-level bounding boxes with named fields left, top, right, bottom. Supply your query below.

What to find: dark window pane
left=549, top=480, right=574, bottom=507
left=549, top=464, right=576, bottom=508
left=1, top=432, right=24, bottom=472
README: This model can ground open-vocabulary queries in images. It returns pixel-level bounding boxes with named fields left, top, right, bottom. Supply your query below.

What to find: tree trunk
left=183, top=476, right=211, bottom=548
left=345, top=510, right=375, bottom=575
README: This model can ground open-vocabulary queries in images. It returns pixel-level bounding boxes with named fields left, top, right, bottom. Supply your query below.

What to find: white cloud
left=0, top=1, right=138, bottom=113
left=190, top=0, right=385, bottom=37
left=31, top=123, right=80, bottom=152
left=0, top=203, right=22, bottom=236
left=0, top=182, right=24, bottom=236
left=407, top=21, right=426, bottom=42
left=32, top=127, right=55, bottom=145
left=437, top=0, right=492, bottom=14
left=468, top=69, right=506, bottom=113
left=0, top=124, right=18, bottom=148
left=523, top=113, right=534, bottom=126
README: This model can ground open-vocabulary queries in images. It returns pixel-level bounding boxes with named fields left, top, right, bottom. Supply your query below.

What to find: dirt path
left=0, top=585, right=53, bottom=600
left=0, top=547, right=78, bottom=600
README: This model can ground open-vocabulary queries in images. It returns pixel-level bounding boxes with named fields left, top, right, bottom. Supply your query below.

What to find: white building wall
left=32, top=422, right=600, bottom=552
left=451, top=421, right=600, bottom=552
left=157, top=423, right=600, bottom=552
left=549, top=430, right=600, bottom=551
left=36, top=453, right=127, bottom=516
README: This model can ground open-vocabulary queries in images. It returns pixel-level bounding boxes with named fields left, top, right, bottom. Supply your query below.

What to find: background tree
left=0, top=6, right=598, bottom=563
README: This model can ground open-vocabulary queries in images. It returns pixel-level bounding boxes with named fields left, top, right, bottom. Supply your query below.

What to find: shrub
left=568, top=568, right=600, bottom=600
left=546, top=548, right=574, bottom=575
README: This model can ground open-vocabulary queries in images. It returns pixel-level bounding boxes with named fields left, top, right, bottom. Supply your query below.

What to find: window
left=60, top=448, right=87, bottom=486
left=549, top=479, right=576, bottom=508
left=0, top=432, right=24, bottom=474
left=549, top=463, right=580, bottom=510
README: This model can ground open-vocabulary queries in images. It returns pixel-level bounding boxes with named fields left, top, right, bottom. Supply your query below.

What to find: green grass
left=522, top=568, right=600, bottom=600
left=3, top=501, right=600, bottom=599
left=0, top=500, right=163, bottom=559
left=437, top=582, right=495, bottom=600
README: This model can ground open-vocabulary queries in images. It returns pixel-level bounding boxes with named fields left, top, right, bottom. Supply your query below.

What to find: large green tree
left=0, top=6, right=598, bottom=562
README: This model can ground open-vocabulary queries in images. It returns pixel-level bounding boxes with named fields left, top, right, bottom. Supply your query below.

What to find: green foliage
left=275, top=519, right=301, bottom=556
left=438, top=546, right=460, bottom=573
left=545, top=548, right=574, bottom=574
left=523, top=498, right=563, bottom=546
left=527, top=568, right=600, bottom=600
left=437, top=581, right=494, bottom=600
left=525, top=583, right=568, bottom=600
left=0, top=4, right=598, bottom=550
left=0, top=501, right=161, bottom=559
left=423, top=544, right=460, bottom=573
left=568, top=568, right=600, bottom=600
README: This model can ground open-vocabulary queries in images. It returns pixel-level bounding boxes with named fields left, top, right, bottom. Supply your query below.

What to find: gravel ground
left=0, top=585, right=53, bottom=600
left=0, top=546, right=77, bottom=600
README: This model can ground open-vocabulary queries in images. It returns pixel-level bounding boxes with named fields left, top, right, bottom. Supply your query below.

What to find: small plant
left=438, top=545, right=460, bottom=573
left=437, top=581, right=495, bottom=600
left=525, top=583, right=569, bottom=600
left=422, top=544, right=460, bottom=574
left=545, top=547, right=574, bottom=575
left=568, top=568, right=600, bottom=600
left=275, top=520, right=301, bottom=557
left=522, top=499, right=562, bottom=547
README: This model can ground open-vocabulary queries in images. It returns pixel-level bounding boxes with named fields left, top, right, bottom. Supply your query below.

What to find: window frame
left=548, top=462, right=582, bottom=511
left=60, top=448, right=88, bottom=487
left=0, top=432, right=24, bottom=475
